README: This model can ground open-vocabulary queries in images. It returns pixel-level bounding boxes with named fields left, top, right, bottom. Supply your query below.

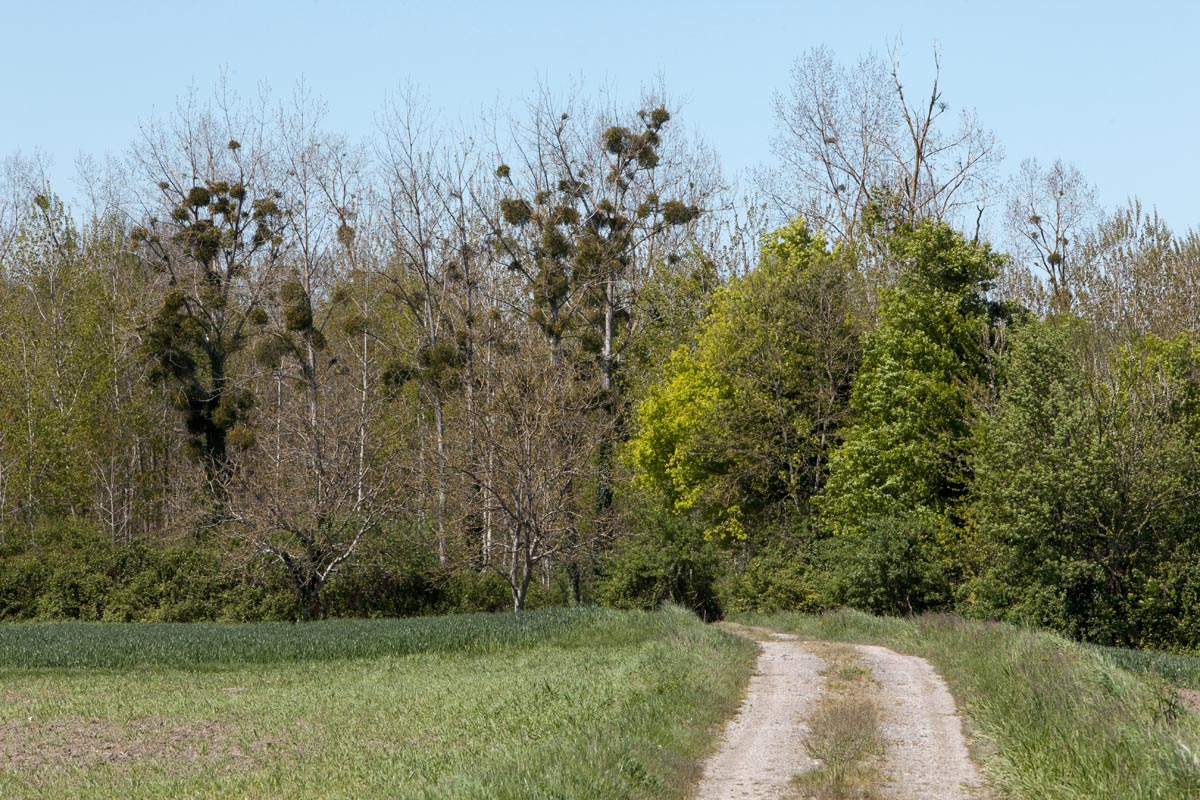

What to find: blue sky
left=4, top=0, right=1197, bottom=232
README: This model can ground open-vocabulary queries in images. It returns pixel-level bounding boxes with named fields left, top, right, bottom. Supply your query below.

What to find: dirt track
left=855, top=643, right=987, bottom=798
left=694, top=628, right=987, bottom=799
left=694, top=631, right=824, bottom=799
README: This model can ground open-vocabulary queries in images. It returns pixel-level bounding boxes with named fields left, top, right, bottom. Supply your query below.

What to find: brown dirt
left=0, top=716, right=285, bottom=774
left=1178, top=688, right=1200, bottom=713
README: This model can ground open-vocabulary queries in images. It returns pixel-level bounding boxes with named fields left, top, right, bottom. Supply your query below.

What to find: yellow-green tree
left=629, top=218, right=862, bottom=541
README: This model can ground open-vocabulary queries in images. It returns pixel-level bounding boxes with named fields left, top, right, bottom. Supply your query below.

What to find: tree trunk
left=205, top=351, right=229, bottom=488
left=433, top=394, right=447, bottom=565
left=514, top=564, right=532, bottom=612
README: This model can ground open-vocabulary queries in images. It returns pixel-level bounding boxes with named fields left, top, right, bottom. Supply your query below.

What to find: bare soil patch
left=1177, top=688, right=1200, bottom=713
left=0, top=716, right=283, bottom=774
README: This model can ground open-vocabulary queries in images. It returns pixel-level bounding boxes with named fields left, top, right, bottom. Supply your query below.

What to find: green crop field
left=0, top=607, right=755, bottom=800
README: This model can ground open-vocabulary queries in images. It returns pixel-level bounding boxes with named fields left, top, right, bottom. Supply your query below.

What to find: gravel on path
left=855, top=643, right=988, bottom=799
left=693, top=632, right=825, bottom=800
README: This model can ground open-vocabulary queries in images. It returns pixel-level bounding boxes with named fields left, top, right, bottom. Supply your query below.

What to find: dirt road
left=855, top=643, right=987, bottom=799
left=694, top=631, right=824, bottom=799
left=694, top=628, right=987, bottom=800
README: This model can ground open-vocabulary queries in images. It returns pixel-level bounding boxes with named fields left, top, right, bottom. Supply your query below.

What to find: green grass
left=1090, top=644, right=1200, bottom=691
left=789, top=641, right=883, bottom=800
left=0, top=608, right=607, bottom=668
left=734, top=610, right=1200, bottom=800
left=0, top=606, right=755, bottom=799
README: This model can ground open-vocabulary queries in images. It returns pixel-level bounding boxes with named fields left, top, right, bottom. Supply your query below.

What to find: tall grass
left=737, top=610, right=1200, bottom=799
left=0, top=606, right=755, bottom=799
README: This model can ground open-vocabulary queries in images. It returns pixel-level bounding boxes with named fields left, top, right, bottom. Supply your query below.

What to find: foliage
left=0, top=198, right=163, bottom=533
left=628, top=218, right=861, bottom=542
left=967, top=321, right=1200, bottom=647
left=6, top=69, right=1200, bottom=654
left=0, top=520, right=580, bottom=623
left=598, top=503, right=724, bottom=620
left=819, top=220, right=1009, bottom=613
left=0, top=520, right=291, bottom=623
left=718, top=519, right=826, bottom=613
left=620, top=247, right=722, bottom=402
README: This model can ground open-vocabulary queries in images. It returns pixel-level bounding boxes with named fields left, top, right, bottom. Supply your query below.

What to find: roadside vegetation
left=790, top=641, right=884, bottom=800
left=739, top=610, right=1200, bottom=800
left=0, top=607, right=754, bottom=800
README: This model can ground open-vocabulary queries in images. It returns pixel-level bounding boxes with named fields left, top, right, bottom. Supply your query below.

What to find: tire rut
left=854, top=644, right=988, bottom=799
left=696, top=627, right=988, bottom=800
left=694, top=632, right=824, bottom=799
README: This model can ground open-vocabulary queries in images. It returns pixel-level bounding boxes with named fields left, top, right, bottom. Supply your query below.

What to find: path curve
left=693, top=632, right=824, bottom=799
left=855, top=643, right=988, bottom=799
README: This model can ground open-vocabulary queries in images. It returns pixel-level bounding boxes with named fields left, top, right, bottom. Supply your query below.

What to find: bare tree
left=226, top=88, right=394, bottom=620
left=458, top=331, right=610, bottom=611
left=1074, top=200, right=1200, bottom=337
left=375, top=87, right=478, bottom=567
left=763, top=45, right=1001, bottom=246
left=490, top=88, right=710, bottom=378
left=1003, top=158, right=1097, bottom=313
left=227, top=377, right=395, bottom=620
left=0, top=153, right=47, bottom=266
left=486, top=88, right=713, bottom=600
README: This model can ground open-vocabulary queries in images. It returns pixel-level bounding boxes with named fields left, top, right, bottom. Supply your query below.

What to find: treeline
left=0, top=80, right=722, bottom=622
left=3, top=50, right=1200, bottom=650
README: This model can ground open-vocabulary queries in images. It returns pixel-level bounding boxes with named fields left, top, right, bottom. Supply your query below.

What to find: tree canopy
left=5, top=55, right=1200, bottom=649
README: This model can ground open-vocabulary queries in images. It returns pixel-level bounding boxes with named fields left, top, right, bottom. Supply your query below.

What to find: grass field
left=0, top=606, right=755, bottom=799
left=735, top=610, right=1200, bottom=800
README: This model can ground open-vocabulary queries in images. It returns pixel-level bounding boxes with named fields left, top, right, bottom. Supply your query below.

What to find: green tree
left=819, top=219, right=1009, bottom=613
left=0, top=195, right=114, bottom=530
left=969, top=322, right=1200, bottom=646
left=132, top=101, right=285, bottom=488
left=629, top=218, right=862, bottom=540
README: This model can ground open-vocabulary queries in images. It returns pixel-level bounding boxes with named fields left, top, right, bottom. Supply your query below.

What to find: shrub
left=599, top=508, right=723, bottom=620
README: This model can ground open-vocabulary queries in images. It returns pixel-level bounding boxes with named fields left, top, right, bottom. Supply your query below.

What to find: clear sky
left=3, top=0, right=1198, bottom=232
